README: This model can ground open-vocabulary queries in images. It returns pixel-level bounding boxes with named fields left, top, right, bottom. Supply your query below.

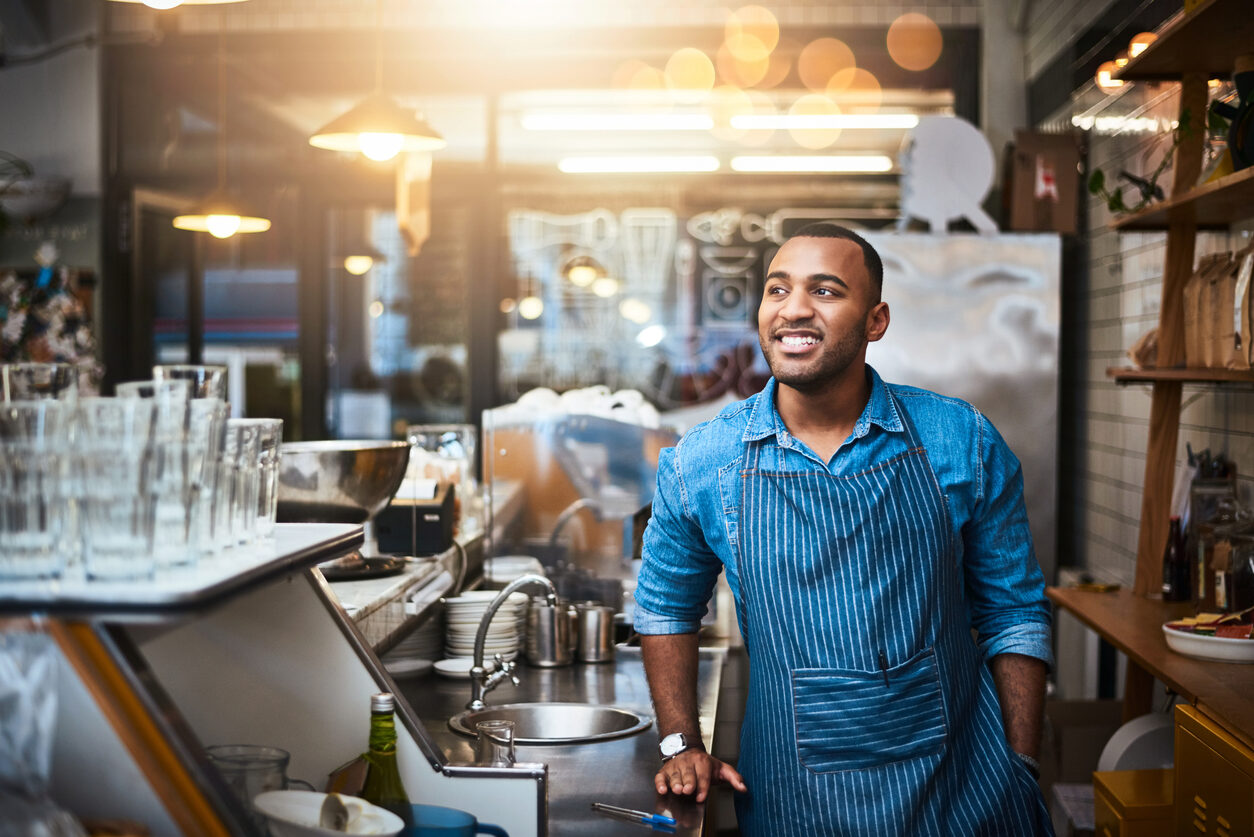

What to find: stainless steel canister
left=526, top=596, right=573, bottom=667
left=574, top=601, right=616, bottom=663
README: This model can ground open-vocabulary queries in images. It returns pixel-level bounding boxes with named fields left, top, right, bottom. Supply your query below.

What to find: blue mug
left=408, top=804, right=509, bottom=837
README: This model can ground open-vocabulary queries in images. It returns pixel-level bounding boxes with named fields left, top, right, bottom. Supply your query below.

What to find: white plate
left=485, top=556, right=546, bottom=582
left=434, top=657, right=493, bottom=679
left=1162, top=623, right=1254, bottom=663
left=253, top=791, right=403, bottom=837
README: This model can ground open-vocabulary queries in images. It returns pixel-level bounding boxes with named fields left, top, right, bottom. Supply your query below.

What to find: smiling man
left=634, top=222, right=1054, bottom=835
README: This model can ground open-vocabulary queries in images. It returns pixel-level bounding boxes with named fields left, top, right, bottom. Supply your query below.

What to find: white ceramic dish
left=253, top=791, right=403, bottom=837
left=485, top=556, right=546, bottom=582
left=1162, top=623, right=1254, bottom=663
left=434, top=657, right=493, bottom=679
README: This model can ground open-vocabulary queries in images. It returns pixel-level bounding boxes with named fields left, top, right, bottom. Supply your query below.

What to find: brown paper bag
left=1233, top=246, right=1254, bottom=370
left=1183, top=261, right=1205, bottom=367
left=1200, top=253, right=1233, bottom=368
left=1211, top=251, right=1239, bottom=368
left=1186, top=254, right=1225, bottom=367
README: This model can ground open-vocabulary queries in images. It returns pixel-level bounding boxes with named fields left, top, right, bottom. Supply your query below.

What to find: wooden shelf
left=1048, top=586, right=1254, bottom=752
left=1108, top=366, right=1254, bottom=384
left=1117, top=0, right=1254, bottom=81
left=1110, top=166, right=1254, bottom=231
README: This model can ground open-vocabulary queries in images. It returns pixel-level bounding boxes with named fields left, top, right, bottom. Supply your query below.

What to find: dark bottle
left=360, top=692, right=413, bottom=827
left=1162, top=516, right=1191, bottom=602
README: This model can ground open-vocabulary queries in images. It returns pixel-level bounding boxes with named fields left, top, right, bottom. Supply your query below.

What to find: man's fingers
left=718, top=761, right=748, bottom=792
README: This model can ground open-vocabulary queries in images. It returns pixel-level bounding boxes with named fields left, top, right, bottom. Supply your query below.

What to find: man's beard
left=760, top=324, right=864, bottom=392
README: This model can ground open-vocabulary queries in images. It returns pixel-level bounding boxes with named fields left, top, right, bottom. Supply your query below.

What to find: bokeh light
left=612, top=60, right=653, bottom=89
left=826, top=67, right=883, bottom=110
left=886, top=13, right=943, bottom=71
left=717, top=38, right=771, bottom=87
left=499, top=298, right=517, bottom=314
left=798, top=38, right=856, bottom=93
left=710, top=85, right=754, bottom=142
left=788, top=94, right=842, bottom=149
left=592, top=277, right=621, bottom=298
left=730, top=89, right=778, bottom=146
left=665, top=48, right=716, bottom=103
left=726, top=6, right=780, bottom=56
left=755, top=35, right=797, bottom=89
left=619, top=298, right=653, bottom=324
left=518, top=296, right=544, bottom=320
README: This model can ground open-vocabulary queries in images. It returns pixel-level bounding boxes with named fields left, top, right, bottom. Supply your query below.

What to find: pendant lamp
left=308, top=0, right=445, bottom=161
left=109, top=0, right=251, bottom=9
left=173, top=32, right=270, bottom=238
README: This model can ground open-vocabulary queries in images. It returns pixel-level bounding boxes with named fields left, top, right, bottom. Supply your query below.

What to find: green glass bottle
left=360, top=692, right=414, bottom=828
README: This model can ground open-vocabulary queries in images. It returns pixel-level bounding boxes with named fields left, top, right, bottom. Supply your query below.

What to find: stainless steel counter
left=397, top=645, right=727, bottom=836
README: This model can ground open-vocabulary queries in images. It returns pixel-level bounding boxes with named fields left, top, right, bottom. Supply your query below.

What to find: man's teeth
left=780, top=335, right=818, bottom=347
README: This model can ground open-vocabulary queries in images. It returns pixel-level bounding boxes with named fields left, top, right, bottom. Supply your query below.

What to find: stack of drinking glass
left=0, top=362, right=284, bottom=582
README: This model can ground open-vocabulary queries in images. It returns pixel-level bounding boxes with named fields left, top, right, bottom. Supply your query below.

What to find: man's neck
left=774, top=364, right=871, bottom=463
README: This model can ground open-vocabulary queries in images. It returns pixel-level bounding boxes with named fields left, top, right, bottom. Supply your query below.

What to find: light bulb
left=567, top=264, right=598, bottom=287
left=343, top=255, right=374, bottom=275
left=592, top=277, right=620, bottom=298
left=206, top=214, right=243, bottom=239
left=1114, top=50, right=1129, bottom=68
left=1094, top=61, right=1125, bottom=94
left=359, top=133, right=404, bottom=162
left=518, top=296, right=544, bottom=320
left=619, top=298, right=652, bottom=324
left=143, top=0, right=183, bottom=8
left=637, top=324, right=667, bottom=347
left=1128, top=32, right=1157, bottom=58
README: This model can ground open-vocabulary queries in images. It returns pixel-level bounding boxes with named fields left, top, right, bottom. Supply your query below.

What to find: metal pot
left=574, top=602, right=616, bottom=663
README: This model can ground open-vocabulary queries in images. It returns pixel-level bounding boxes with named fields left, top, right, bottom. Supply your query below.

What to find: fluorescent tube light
left=558, top=156, right=720, bottom=174
left=729, top=113, right=920, bottom=130
left=730, top=155, right=894, bottom=173
left=523, top=113, right=714, bottom=131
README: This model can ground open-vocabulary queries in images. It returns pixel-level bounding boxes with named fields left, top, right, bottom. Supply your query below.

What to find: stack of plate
left=443, top=591, right=529, bottom=660
left=484, top=556, right=546, bottom=588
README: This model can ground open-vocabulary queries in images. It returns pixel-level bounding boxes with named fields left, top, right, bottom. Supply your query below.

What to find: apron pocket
left=792, top=648, right=947, bottom=773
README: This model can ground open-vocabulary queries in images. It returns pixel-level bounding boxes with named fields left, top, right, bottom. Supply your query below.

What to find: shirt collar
left=742, top=365, right=904, bottom=444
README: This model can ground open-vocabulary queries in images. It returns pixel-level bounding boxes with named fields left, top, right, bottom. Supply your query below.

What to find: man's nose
left=779, top=288, right=814, bottom=320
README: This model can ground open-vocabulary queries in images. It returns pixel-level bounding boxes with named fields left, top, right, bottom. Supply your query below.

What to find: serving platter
left=1162, top=623, right=1254, bottom=663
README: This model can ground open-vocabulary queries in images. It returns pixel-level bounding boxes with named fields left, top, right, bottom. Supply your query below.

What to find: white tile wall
left=1072, top=84, right=1254, bottom=585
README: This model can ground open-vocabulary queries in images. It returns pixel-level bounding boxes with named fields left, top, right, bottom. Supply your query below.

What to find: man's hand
left=654, top=748, right=747, bottom=803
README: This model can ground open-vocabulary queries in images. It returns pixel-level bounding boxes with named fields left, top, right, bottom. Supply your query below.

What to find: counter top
left=1047, top=585, right=1254, bottom=750
left=397, top=645, right=727, bottom=837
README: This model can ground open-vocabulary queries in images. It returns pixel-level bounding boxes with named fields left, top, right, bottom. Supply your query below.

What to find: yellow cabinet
left=1175, top=705, right=1254, bottom=836
left=1093, top=768, right=1173, bottom=837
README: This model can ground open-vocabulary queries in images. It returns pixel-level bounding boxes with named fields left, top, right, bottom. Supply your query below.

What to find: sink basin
left=448, top=702, right=652, bottom=745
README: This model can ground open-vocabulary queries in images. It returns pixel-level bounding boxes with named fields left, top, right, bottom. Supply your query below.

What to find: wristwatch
left=659, top=732, right=696, bottom=761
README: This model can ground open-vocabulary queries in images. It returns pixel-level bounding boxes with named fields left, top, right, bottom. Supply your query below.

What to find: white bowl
left=1162, top=623, right=1254, bottom=663
left=253, top=791, right=404, bottom=837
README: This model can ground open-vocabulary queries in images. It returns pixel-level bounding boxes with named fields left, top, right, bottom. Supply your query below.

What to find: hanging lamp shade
left=173, top=190, right=271, bottom=239
left=309, top=92, right=447, bottom=161
left=109, top=0, right=251, bottom=8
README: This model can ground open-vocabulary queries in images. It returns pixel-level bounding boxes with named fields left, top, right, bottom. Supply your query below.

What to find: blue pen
left=591, top=802, right=678, bottom=829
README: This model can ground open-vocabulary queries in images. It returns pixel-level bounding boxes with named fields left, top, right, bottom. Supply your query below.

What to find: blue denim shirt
left=634, top=367, right=1053, bottom=668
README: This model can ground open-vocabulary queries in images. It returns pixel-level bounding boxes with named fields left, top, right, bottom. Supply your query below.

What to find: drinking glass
left=222, top=419, right=261, bottom=546
left=1, top=362, right=79, bottom=402
left=474, top=719, right=516, bottom=767
left=0, top=400, right=72, bottom=579
left=75, top=397, right=157, bottom=580
left=239, top=419, right=283, bottom=539
left=188, top=398, right=229, bottom=556
left=153, top=364, right=228, bottom=400
left=117, top=379, right=196, bottom=568
left=205, top=744, right=314, bottom=832
left=407, top=423, right=479, bottom=531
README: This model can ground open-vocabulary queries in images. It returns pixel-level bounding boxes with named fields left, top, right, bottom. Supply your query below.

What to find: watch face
left=660, top=733, right=687, bottom=756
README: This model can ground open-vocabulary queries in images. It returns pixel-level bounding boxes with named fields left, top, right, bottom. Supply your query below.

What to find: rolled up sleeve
left=964, top=415, right=1054, bottom=670
left=633, top=446, right=724, bottom=635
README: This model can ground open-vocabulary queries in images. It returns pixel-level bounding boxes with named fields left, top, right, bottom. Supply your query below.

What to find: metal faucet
left=548, top=497, right=603, bottom=555
left=468, top=573, right=557, bottom=711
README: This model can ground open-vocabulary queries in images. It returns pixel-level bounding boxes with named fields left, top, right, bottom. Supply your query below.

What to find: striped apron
left=733, top=393, right=1051, bottom=836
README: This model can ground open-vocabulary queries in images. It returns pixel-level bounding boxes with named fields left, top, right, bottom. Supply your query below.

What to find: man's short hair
left=787, top=222, right=883, bottom=299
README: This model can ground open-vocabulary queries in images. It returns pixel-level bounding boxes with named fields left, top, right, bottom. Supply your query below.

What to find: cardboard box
left=1007, top=131, right=1083, bottom=234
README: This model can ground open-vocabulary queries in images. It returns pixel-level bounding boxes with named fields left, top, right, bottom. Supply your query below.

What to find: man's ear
left=866, top=301, right=890, bottom=343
